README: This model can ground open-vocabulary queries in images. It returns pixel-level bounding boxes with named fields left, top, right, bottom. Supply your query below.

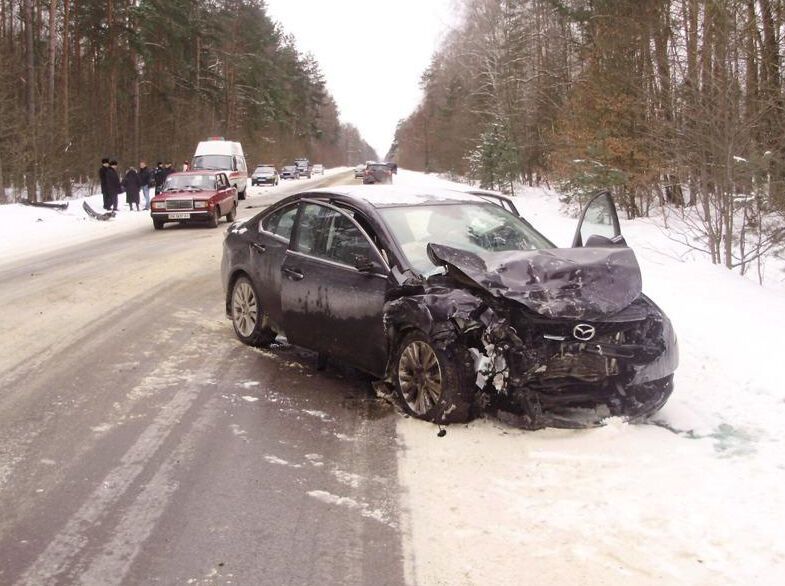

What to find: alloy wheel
left=398, top=340, right=443, bottom=415
left=232, top=280, right=258, bottom=338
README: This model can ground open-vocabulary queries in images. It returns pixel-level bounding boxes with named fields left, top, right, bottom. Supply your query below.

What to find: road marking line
left=76, top=397, right=220, bottom=586
left=16, top=334, right=221, bottom=586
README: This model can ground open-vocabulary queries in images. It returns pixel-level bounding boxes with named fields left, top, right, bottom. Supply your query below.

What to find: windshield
left=163, top=174, right=213, bottom=191
left=379, top=203, right=554, bottom=273
left=191, top=155, right=232, bottom=171
left=283, top=166, right=296, bottom=171
left=255, top=166, right=275, bottom=174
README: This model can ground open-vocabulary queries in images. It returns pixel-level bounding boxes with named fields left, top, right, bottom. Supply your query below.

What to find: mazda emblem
left=573, top=323, right=596, bottom=341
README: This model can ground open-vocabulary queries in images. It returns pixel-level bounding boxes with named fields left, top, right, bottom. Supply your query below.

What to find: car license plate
left=169, top=212, right=190, bottom=219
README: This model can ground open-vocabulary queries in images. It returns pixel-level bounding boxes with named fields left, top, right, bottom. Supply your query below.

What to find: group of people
left=99, top=159, right=184, bottom=212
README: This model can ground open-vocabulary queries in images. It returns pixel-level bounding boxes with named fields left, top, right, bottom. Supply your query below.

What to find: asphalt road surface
left=0, top=171, right=407, bottom=585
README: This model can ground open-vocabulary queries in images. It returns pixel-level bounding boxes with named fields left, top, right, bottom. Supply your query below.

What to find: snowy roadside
left=0, top=167, right=349, bottom=268
left=392, top=170, right=785, bottom=585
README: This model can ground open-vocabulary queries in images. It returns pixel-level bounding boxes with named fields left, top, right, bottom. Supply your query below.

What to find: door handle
left=251, top=242, right=266, bottom=253
left=282, top=267, right=304, bottom=281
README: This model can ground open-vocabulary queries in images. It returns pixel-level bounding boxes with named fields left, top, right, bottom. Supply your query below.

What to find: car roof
left=307, top=185, right=481, bottom=208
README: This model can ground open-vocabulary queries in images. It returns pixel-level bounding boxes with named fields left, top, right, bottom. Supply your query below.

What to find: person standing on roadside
left=164, top=161, right=175, bottom=181
left=122, top=166, right=141, bottom=211
left=99, top=158, right=110, bottom=211
left=138, top=161, right=152, bottom=210
left=154, top=162, right=166, bottom=195
left=106, top=160, right=121, bottom=212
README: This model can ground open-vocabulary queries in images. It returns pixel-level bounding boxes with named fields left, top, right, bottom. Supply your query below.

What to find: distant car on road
left=354, top=164, right=366, bottom=179
left=312, top=164, right=324, bottom=175
left=294, top=158, right=311, bottom=179
left=251, top=165, right=279, bottom=186
left=280, top=165, right=300, bottom=180
left=363, top=162, right=393, bottom=184
left=151, top=171, right=237, bottom=230
left=190, top=138, right=248, bottom=200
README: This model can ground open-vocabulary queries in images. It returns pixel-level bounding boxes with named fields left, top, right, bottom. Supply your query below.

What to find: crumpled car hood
left=426, top=243, right=643, bottom=320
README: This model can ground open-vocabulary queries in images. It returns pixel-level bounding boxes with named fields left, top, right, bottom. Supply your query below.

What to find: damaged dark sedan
left=221, top=186, right=677, bottom=428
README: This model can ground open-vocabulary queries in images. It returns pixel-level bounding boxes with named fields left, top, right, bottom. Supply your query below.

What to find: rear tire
left=392, top=330, right=475, bottom=424
left=226, top=206, right=237, bottom=222
left=230, top=276, right=276, bottom=347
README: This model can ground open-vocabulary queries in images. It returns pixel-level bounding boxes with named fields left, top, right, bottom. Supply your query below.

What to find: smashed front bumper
left=384, top=283, right=678, bottom=429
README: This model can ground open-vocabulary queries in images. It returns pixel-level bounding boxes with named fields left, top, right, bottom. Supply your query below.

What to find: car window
left=294, top=203, right=377, bottom=267
left=294, top=203, right=324, bottom=254
left=579, top=192, right=619, bottom=244
left=192, top=155, right=232, bottom=171
left=321, top=210, right=373, bottom=266
left=261, top=204, right=298, bottom=241
left=331, top=204, right=392, bottom=267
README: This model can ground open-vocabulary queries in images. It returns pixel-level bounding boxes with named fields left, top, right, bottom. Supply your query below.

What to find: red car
left=150, top=171, right=237, bottom=229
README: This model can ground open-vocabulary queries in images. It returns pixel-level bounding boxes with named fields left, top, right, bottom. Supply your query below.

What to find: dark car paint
left=426, top=243, right=643, bottom=320
left=222, top=186, right=677, bottom=426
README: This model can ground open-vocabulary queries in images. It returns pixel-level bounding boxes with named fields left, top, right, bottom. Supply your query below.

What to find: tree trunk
left=48, top=0, right=56, bottom=122
left=62, top=0, right=69, bottom=140
left=23, top=0, right=37, bottom=201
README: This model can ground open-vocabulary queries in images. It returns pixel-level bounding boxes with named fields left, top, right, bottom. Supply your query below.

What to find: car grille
left=166, top=199, right=193, bottom=210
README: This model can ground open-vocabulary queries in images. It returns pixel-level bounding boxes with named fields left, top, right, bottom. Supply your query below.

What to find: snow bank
left=395, top=174, right=785, bottom=585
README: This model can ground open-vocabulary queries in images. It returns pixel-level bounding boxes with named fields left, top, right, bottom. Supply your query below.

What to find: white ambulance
left=191, top=138, right=249, bottom=200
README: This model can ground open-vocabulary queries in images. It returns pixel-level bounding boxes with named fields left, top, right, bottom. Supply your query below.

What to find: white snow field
left=392, top=170, right=785, bottom=586
left=1, top=169, right=783, bottom=584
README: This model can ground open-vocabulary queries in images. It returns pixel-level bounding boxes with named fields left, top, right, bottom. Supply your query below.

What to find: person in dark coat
left=122, top=167, right=141, bottom=211
left=106, top=160, right=122, bottom=212
left=138, top=161, right=152, bottom=210
left=154, top=162, right=166, bottom=195
left=99, top=158, right=110, bottom=210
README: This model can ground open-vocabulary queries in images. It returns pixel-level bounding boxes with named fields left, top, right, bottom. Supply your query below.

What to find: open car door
left=572, top=190, right=627, bottom=247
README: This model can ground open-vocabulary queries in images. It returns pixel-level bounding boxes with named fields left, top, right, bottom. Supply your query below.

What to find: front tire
left=226, top=205, right=237, bottom=222
left=230, top=276, right=276, bottom=347
left=238, top=187, right=246, bottom=200
left=393, top=331, right=475, bottom=424
left=152, top=219, right=164, bottom=230
left=208, top=208, right=219, bottom=228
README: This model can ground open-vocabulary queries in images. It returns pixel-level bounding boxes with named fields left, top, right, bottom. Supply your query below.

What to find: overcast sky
left=265, top=0, right=458, bottom=159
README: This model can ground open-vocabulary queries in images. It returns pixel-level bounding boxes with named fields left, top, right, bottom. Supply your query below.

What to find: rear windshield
left=379, top=203, right=553, bottom=273
left=192, top=154, right=232, bottom=171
